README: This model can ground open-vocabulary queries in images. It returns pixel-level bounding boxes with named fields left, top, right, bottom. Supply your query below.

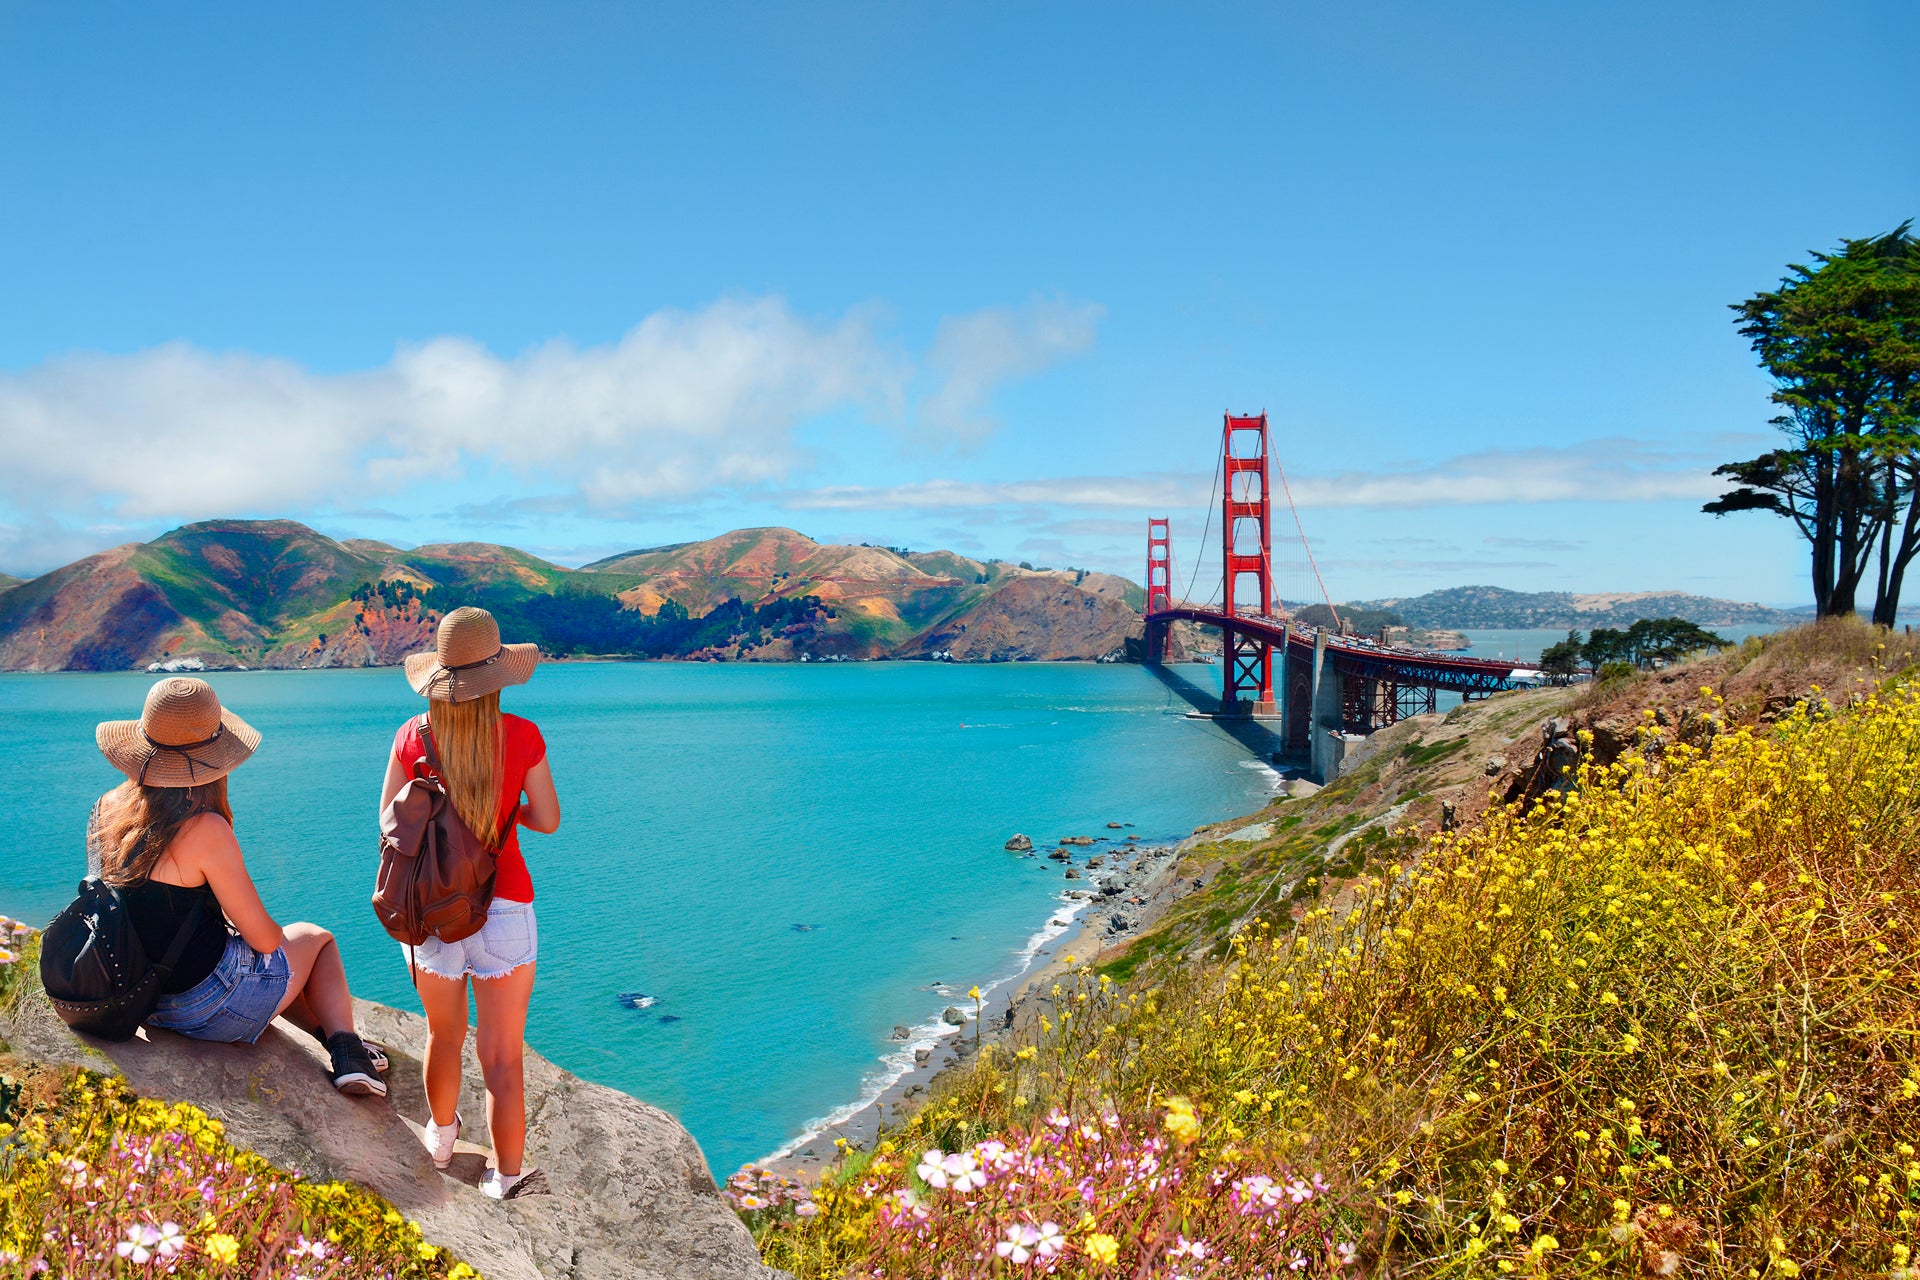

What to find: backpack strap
left=417, top=714, right=442, bottom=781
left=417, top=716, right=519, bottom=847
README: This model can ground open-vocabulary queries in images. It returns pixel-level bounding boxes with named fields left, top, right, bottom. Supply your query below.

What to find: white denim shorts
left=404, top=900, right=537, bottom=981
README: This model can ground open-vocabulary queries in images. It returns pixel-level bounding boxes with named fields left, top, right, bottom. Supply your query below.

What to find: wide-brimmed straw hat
left=97, top=677, right=262, bottom=788
left=404, top=606, right=539, bottom=703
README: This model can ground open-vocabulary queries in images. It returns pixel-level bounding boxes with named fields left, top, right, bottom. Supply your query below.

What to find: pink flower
left=114, top=1222, right=183, bottom=1265
left=997, top=1224, right=1043, bottom=1265
left=1169, top=1236, right=1210, bottom=1260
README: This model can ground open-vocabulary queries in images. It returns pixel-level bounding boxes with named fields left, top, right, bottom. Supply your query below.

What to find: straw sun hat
left=96, top=677, right=262, bottom=788
left=404, top=606, right=539, bottom=703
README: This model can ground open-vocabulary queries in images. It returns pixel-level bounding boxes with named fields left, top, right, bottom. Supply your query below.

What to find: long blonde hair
left=93, top=777, right=232, bottom=886
left=428, top=691, right=506, bottom=849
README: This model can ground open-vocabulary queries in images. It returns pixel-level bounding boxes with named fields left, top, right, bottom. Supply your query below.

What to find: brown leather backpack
left=372, top=718, right=508, bottom=950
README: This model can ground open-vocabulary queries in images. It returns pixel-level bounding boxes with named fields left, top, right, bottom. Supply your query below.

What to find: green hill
left=1352, top=585, right=1805, bottom=629
left=0, top=521, right=1144, bottom=671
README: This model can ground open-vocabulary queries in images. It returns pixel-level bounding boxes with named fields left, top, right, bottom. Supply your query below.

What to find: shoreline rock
left=0, top=977, right=779, bottom=1280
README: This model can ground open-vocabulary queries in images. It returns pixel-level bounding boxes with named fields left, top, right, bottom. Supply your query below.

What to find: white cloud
left=918, top=298, right=1105, bottom=445
left=1, top=298, right=910, bottom=519
left=0, top=294, right=1104, bottom=528
left=1283, top=439, right=1726, bottom=508
left=786, top=474, right=1204, bottom=512
left=782, top=438, right=1728, bottom=515
left=0, top=293, right=1105, bottom=529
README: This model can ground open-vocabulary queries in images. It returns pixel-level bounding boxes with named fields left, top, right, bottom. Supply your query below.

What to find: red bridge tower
left=1144, top=517, right=1172, bottom=662
left=1221, top=413, right=1276, bottom=716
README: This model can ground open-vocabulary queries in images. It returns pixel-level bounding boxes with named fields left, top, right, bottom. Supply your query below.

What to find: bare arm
left=176, top=814, right=285, bottom=954
left=518, top=757, right=561, bottom=834
left=379, top=752, right=408, bottom=818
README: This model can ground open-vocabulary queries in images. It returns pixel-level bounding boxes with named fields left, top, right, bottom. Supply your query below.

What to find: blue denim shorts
left=149, top=934, right=291, bottom=1044
left=405, top=900, right=537, bottom=981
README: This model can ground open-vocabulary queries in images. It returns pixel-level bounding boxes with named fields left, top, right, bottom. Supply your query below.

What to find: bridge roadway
left=1146, top=606, right=1536, bottom=696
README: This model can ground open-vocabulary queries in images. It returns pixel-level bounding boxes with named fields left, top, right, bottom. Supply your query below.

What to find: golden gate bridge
left=1140, top=413, right=1537, bottom=780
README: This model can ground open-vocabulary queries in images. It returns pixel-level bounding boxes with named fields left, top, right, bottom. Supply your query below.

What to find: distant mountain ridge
left=0, top=520, right=1143, bottom=672
left=1348, top=585, right=1809, bottom=630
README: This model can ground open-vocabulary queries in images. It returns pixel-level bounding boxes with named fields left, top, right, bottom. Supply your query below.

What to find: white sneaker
left=422, top=1113, right=460, bottom=1170
left=480, top=1166, right=542, bottom=1200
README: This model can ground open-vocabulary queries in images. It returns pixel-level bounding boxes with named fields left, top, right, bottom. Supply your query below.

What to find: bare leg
left=472, top=962, right=536, bottom=1176
left=273, top=923, right=356, bottom=1037
left=279, top=990, right=319, bottom=1038
left=415, top=972, right=470, bottom=1129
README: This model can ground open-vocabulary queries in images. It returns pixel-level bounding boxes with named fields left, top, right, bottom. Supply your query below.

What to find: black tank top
left=86, top=800, right=228, bottom=994
left=119, top=881, right=227, bottom=993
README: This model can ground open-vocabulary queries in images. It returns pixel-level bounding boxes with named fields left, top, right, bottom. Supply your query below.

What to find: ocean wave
left=761, top=886, right=1100, bottom=1164
left=1238, top=757, right=1286, bottom=792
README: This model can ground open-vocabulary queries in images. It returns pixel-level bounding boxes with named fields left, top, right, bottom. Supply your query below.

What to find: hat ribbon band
left=444, top=647, right=505, bottom=673
left=137, top=725, right=227, bottom=786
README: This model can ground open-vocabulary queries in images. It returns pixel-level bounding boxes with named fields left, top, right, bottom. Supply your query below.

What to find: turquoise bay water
left=2, top=662, right=1274, bottom=1174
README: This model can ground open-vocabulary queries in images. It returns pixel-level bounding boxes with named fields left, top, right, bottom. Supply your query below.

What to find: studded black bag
left=39, top=877, right=204, bottom=1042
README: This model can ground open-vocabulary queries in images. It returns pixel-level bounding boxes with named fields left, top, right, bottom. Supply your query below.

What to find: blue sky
left=2, top=1, right=1915, bottom=605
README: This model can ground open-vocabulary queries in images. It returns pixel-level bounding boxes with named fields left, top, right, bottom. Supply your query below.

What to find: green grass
left=1400, top=735, right=1470, bottom=766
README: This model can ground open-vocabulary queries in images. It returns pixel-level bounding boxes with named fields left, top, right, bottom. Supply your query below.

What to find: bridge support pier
left=1309, top=630, right=1347, bottom=782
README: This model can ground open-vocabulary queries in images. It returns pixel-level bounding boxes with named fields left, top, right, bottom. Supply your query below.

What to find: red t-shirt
left=391, top=712, right=546, bottom=903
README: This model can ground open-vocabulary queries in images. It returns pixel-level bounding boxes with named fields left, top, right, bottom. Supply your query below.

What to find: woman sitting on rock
left=380, top=606, right=561, bottom=1200
left=92, top=677, right=387, bottom=1095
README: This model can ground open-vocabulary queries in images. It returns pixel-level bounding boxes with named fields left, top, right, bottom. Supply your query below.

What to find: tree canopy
left=1706, top=223, right=1920, bottom=622
left=1543, top=620, right=1727, bottom=677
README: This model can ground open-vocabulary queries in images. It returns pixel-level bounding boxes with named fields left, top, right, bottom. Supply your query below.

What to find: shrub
left=0, top=1067, right=475, bottom=1278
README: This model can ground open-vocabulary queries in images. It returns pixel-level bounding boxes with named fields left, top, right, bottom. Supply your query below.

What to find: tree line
left=1537, top=618, right=1727, bottom=681
left=413, top=584, right=837, bottom=658
left=1707, top=223, right=1920, bottom=623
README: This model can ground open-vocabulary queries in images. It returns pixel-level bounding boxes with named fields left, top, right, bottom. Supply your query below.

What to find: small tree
left=1583, top=628, right=1632, bottom=670
left=1538, top=630, right=1585, bottom=684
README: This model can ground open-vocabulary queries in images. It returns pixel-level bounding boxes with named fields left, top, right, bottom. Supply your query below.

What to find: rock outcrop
left=896, top=575, right=1142, bottom=662
left=0, top=983, right=780, bottom=1280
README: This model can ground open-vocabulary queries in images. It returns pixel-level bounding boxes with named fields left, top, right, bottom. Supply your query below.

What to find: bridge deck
left=1147, top=607, right=1534, bottom=695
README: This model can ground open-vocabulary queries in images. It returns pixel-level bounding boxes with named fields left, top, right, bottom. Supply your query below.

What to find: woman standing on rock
left=380, top=607, right=561, bottom=1200
left=90, top=677, right=388, bottom=1095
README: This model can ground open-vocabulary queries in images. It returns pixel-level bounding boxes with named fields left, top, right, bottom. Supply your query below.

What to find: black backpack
left=39, top=878, right=205, bottom=1042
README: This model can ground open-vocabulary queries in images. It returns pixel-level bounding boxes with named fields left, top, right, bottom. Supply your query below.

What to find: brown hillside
left=900, top=574, right=1140, bottom=661
left=0, top=546, right=205, bottom=672
left=593, top=528, right=972, bottom=633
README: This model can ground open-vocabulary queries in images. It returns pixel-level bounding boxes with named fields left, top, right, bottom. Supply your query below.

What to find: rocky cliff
left=0, top=975, right=781, bottom=1280
left=898, top=574, right=1141, bottom=661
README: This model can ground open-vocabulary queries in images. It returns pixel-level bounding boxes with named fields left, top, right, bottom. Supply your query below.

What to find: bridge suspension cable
left=1177, top=441, right=1224, bottom=609
left=1271, top=454, right=1341, bottom=629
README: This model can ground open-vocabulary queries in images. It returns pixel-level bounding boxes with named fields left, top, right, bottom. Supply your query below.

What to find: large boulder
left=0, top=978, right=781, bottom=1280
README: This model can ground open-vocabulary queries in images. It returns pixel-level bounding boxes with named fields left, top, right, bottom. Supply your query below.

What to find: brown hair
left=93, top=777, right=233, bottom=886
left=428, top=691, right=505, bottom=849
